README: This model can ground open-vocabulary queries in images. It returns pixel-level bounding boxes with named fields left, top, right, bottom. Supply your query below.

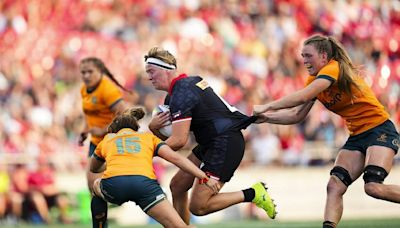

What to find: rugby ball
left=152, top=105, right=172, bottom=137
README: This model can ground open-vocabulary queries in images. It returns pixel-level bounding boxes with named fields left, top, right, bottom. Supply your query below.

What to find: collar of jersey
left=117, top=128, right=136, bottom=134
left=86, top=76, right=104, bottom=93
left=168, top=74, right=187, bottom=95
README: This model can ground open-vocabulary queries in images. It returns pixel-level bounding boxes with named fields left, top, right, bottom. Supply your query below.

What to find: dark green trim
left=154, top=142, right=167, bottom=157
left=109, top=98, right=123, bottom=109
left=93, top=153, right=105, bottom=162
left=317, top=75, right=335, bottom=85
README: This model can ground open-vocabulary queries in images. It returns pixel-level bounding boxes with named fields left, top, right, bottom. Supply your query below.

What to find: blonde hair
left=108, top=107, right=145, bottom=133
left=144, top=47, right=177, bottom=68
left=304, top=35, right=360, bottom=96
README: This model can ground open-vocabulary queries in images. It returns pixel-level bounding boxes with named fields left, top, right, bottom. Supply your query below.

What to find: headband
left=145, top=57, right=176, bottom=70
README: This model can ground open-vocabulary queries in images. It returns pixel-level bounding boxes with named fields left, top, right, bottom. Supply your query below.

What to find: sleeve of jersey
left=101, top=80, right=123, bottom=109
left=152, top=135, right=165, bottom=157
left=316, top=62, right=339, bottom=85
left=93, top=140, right=105, bottom=162
left=169, top=83, right=199, bottom=122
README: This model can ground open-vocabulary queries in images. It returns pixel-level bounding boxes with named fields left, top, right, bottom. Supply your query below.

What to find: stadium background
left=0, top=0, right=400, bottom=227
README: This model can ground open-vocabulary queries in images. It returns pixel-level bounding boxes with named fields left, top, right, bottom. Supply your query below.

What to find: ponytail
left=327, top=37, right=360, bottom=96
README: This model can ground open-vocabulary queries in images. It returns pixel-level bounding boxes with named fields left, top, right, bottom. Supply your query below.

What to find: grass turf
left=2, top=218, right=400, bottom=228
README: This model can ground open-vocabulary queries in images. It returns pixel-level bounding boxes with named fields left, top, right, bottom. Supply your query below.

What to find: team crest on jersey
left=376, top=133, right=387, bottom=143
left=91, top=96, right=98, bottom=104
left=196, top=80, right=209, bottom=90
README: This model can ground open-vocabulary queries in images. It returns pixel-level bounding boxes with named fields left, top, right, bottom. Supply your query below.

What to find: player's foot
left=251, top=182, right=277, bottom=219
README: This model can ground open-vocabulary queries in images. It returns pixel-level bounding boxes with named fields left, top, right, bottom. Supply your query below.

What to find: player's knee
left=363, top=165, right=388, bottom=199
left=189, top=202, right=208, bottom=216
left=364, top=183, right=385, bottom=199
left=363, top=165, right=388, bottom=184
left=328, top=166, right=352, bottom=195
left=326, top=178, right=346, bottom=196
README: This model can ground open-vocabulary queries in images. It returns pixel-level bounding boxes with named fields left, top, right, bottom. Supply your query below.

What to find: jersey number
left=115, top=137, right=141, bottom=154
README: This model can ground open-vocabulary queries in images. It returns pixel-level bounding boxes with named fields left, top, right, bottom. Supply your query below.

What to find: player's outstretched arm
left=256, top=100, right=315, bottom=125
left=157, top=144, right=207, bottom=180
left=157, top=144, right=221, bottom=193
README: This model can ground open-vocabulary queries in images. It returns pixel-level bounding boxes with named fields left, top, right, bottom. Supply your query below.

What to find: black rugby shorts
left=193, top=131, right=245, bottom=182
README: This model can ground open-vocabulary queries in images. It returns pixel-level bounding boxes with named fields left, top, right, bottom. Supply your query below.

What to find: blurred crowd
left=0, top=0, right=400, bottom=221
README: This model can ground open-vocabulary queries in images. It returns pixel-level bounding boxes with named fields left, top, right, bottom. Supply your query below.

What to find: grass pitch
left=3, top=218, right=400, bottom=228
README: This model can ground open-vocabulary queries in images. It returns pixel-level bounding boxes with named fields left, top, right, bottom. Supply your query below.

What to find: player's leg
left=169, top=151, right=202, bottom=224
left=361, top=120, right=400, bottom=202
left=87, top=143, right=102, bottom=193
left=87, top=143, right=108, bottom=228
left=189, top=179, right=276, bottom=219
left=190, top=131, right=276, bottom=218
left=189, top=180, right=227, bottom=215
left=323, top=149, right=364, bottom=228
left=146, top=199, right=191, bottom=228
left=363, top=146, right=400, bottom=202
left=91, top=178, right=108, bottom=228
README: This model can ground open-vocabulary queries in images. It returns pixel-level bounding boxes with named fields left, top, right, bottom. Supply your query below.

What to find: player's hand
left=149, top=111, right=170, bottom=130
left=253, top=104, right=270, bottom=115
left=254, top=113, right=269, bottom=124
left=78, top=132, right=88, bottom=146
left=200, top=177, right=221, bottom=195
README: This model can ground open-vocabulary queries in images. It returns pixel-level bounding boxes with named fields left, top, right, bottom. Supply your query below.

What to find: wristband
left=199, top=177, right=209, bottom=184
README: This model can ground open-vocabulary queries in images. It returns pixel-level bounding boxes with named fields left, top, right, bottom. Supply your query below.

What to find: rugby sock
left=242, top=188, right=255, bottom=202
left=323, top=221, right=336, bottom=228
left=91, top=195, right=108, bottom=228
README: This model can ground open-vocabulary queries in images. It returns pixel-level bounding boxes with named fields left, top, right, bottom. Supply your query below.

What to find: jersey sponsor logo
left=376, top=133, right=387, bottom=143
left=196, top=80, right=209, bottom=90
left=323, top=92, right=342, bottom=108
